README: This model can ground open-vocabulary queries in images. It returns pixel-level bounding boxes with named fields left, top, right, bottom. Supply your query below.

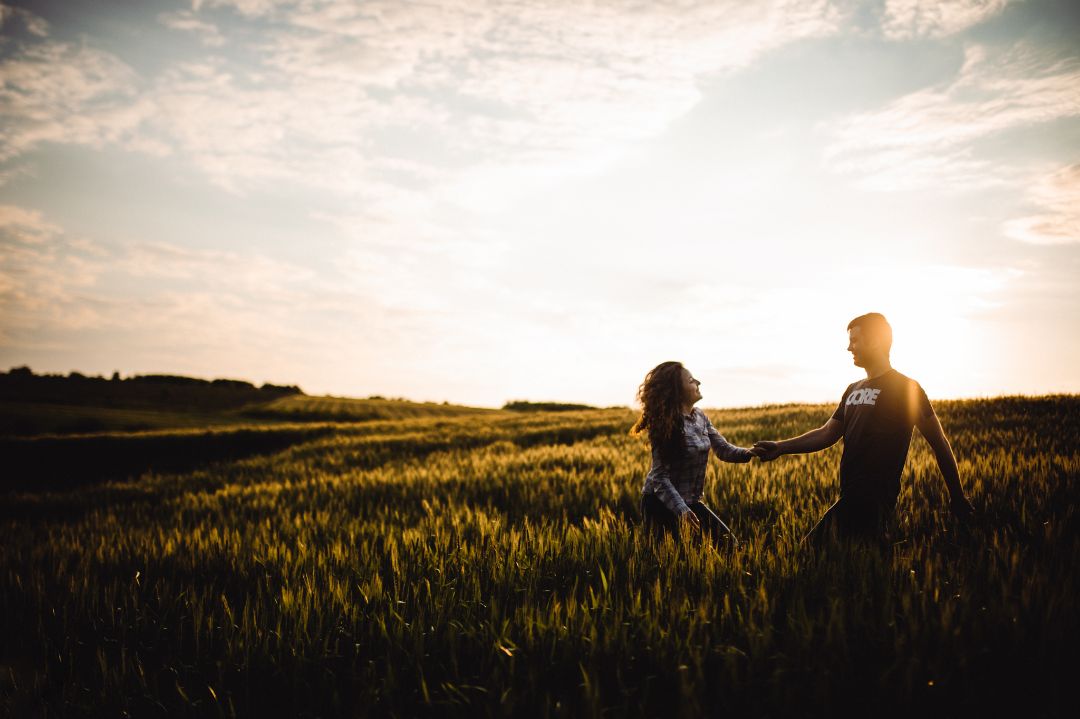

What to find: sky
left=1, top=0, right=1078, bottom=408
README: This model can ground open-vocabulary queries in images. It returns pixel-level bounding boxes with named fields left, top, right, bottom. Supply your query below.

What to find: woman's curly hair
left=630, top=361, right=688, bottom=468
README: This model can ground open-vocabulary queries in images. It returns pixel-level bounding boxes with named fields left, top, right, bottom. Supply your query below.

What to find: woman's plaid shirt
left=641, top=408, right=753, bottom=514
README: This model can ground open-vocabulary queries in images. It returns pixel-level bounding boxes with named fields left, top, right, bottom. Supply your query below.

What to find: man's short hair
left=847, top=312, right=893, bottom=353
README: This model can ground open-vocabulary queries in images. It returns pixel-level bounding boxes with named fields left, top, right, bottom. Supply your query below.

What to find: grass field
left=241, top=394, right=497, bottom=423
left=0, top=400, right=264, bottom=436
left=0, top=394, right=493, bottom=437
left=1, top=397, right=1078, bottom=717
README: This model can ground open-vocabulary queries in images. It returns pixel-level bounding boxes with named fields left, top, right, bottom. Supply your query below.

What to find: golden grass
left=1, top=397, right=1077, bottom=717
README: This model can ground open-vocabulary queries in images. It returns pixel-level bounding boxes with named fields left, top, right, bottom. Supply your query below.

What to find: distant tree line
left=502, top=400, right=596, bottom=412
left=0, top=366, right=302, bottom=412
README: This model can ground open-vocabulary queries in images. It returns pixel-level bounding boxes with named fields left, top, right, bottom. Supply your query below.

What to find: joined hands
left=751, top=440, right=781, bottom=462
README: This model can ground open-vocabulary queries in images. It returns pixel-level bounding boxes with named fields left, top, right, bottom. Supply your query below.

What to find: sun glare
left=836, top=265, right=1012, bottom=398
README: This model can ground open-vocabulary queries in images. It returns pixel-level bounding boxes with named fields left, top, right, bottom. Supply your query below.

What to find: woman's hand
left=678, top=510, right=701, bottom=536
left=732, top=449, right=755, bottom=463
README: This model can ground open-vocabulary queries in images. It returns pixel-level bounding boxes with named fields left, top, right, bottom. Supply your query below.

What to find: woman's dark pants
left=639, top=493, right=738, bottom=549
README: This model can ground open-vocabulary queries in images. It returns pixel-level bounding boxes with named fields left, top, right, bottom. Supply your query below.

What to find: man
left=754, top=313, right=975, bottom=546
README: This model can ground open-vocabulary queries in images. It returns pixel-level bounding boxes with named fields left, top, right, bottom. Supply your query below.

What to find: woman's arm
left=645, top=446, right=694, bottom=515
left=703, top=412, right=754, bottom=463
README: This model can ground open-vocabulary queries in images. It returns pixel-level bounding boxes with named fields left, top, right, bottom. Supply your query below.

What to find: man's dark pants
left=802, top=494, right=895, bottom=549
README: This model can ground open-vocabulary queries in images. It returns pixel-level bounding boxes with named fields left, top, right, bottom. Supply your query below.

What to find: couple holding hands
left=632, top=313, right=976, bottom=549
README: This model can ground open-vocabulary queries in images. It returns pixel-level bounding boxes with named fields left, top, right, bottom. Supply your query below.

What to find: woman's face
left=681, top=367, right=702, bottom=406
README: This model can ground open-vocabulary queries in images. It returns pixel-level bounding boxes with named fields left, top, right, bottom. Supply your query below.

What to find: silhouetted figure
left=631, top=361, right=758, bottom=549
left=754, top=313, right=975, bottom=548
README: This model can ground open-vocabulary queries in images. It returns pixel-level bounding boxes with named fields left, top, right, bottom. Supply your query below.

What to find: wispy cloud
left=0, top=2, right=49, bottom=37
left=881, top=0, right=1011, bottom=39
left=0, top=35, right=151, bottom=162
left=1004, top=163, right=1080, bottom=245
left=2, top=1, right=847, bottom=196
left=0, top=198, right=498, bottom=396
left=0, top=204, right=61, bottom=245
left=823, top=43, right=1080, bottom=190
left=0, top=205, right=109, bottom=342
left=158, top=10, right=226, bottom=46
left=0, top=0, right=850, bottom=335
left=0, top=204, right=364, bottom=361
left=251, top=0, right=843, bottom=184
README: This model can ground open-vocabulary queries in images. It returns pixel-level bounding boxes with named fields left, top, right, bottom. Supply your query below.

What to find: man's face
left=846, top=328, right=872, bottom=367
left=847, top=326, right=876, bottom=367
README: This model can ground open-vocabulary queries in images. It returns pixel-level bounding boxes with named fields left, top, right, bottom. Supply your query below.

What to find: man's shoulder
left=889, top=369, right=923, bottom=390
left=887, top=369, right=934, bottom=417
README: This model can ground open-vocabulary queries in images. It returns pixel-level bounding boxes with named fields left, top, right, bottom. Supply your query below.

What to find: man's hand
left=752, top=441, right=781, bottom=462
left=950, top=495, right=975, bottom=521
left=678, top=510, right=701, bottom=536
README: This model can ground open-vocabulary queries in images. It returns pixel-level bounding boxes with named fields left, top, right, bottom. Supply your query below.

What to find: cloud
left=142, top=58, right=420, bottom=194
left=0, top=163, right=32, bottom=187
left=158, top=10, right=226, bottom=47
left=823, top=43, right=1080, bottom=190
left=0, top=206, right=109, bottom=341
left=0, top=1, right=847, bottom=196
left=0, top=204, right=62, bottom=245
left=0, top=2, right=49, bottom=37
left=0, top=201, right=460, bottom=393
left=116, top=240, right=320, bottom=300
left=1003, top=163, right=1080, bottom=245
left=881, top=0, right=1010, bottom=39
left=0, top=35, right=150, bottom=162
left=0, top=203, right=352, bottom=350
left=244, top=0, right=844, bottom=180
left=0, top=0, right=856, bottom=342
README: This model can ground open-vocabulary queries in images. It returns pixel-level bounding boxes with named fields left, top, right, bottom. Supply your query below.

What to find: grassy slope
left=241, top=394, right=496, bottom=422
left=1, top=397, right=1077, bottom=717
left=0, top=400, right=263, bottom=436
left=0, top=394, right=494, bottom=437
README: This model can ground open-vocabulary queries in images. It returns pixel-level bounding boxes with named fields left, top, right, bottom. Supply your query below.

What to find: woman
left=631, top=361, right=756, bottom=548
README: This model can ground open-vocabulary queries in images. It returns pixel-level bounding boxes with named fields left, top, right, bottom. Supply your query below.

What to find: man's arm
left=915, top=411, right=975, bottom=519
left=754, top=418, right=844, bottom=461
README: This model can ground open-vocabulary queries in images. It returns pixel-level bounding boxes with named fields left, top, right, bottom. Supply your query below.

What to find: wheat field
left=2, top=397, right=1077, bottom=717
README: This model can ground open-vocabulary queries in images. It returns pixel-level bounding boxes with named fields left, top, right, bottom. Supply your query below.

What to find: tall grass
left=1, top=398, right=1077, bottom=717
left=242, top=395, right=494, bottom=423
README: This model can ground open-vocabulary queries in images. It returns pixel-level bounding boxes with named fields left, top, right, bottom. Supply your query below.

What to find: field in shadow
left=1, top=425, right=336, bottom=491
